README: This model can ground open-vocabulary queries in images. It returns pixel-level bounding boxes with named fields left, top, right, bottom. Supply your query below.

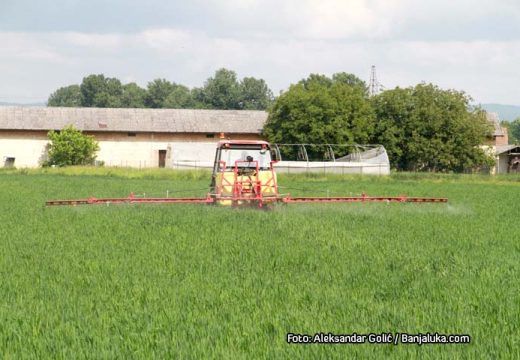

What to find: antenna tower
left=368, top=65, right=384, bottom=96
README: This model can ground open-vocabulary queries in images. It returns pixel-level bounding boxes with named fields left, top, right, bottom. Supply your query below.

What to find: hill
left=0, top=101, right=46, bottom=107
left=480, top=103, right=520, bottom=121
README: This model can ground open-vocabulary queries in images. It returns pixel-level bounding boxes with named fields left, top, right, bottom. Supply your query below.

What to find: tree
left=332, top=72, right=368, bottom=95
left=121, top=83, right=146, bottom=108
left=200, top=68, right=241, bottom=109
left=509, top=118, right=520, bottom=143
left=190, top=87, right=209, bottom=109
left=163, top=84, right=195, bottom=108
left=371, top=84, right=494, bottom=171
left=238, top=77, right=274, bottom=110
left=48, top=85, right=82, bottom=107
left=46, top=125, right=100, bottom=166
left=47, top=70, right=274, bottom=110
left=80, top=74, right=123, bottom=107
left=144, top=79, right=176, bottom=108
left=298, top=73, right=333, bottom=89
left=263, top=73, right=375, bottom=157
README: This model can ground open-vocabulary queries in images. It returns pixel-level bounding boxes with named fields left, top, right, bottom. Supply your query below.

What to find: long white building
left=0, top=107, right=266, bottom=168
left=0, top=106, right=392, bottom=174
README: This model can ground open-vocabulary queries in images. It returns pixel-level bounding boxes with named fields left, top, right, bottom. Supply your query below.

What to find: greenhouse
left=272, top=144, right=390, bottom=175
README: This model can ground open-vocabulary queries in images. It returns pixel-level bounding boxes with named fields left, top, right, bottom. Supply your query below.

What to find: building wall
left=0, top=131, right=49, bottom=167
left=496, top=154, right=509, bottom=174
left=0, top=130, right=263, bottom=168
left=495, top=132, right=509, bottom=146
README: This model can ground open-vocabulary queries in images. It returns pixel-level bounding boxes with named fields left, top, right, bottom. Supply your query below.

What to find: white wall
left=98, top=140, right=217, bottom=168
left=0, top=138, right=49, bottom=167
left=0, top=133, right=390, bottom=174
left=496, top=154, right=509, bottom=174
left=0, top=133, right=221, bottom=168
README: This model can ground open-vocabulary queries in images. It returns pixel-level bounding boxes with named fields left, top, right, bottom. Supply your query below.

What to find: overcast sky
left=1, top=0, right=519, bottom=105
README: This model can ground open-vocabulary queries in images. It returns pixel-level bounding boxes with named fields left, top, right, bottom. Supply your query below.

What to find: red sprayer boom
left=46, top=140, right=447, bottom=207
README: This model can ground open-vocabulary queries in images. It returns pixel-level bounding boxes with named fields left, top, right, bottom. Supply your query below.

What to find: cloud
left=292, top=0, right=405, bottom=39
left=137, top=29, right=196, bottom=51
left=207, top=0, right=408, bottom=40
left=2, top=0, right=520, bottom=105
left=0, top=32, right=67, bottom=63
left=207, top=0, right=520, bottom=42
left=1, top=23, right=520, bottom=104
left=61, top=32, right=124, bottom=48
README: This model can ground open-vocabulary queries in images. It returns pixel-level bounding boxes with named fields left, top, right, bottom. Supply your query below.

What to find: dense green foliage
left=263, top=73, right=374, bottom=159
left=144, top=79, right=191, bottom=109
left=0, top=169, right=518, bottom=358
left=121, top=82, right=147, bottom=108
left=196, top=68, right=241, bottom=109
left=239, top=76, right=274, bottom=110
left=46, top=126, right=100, bottom=166
left=371, top=84, right=494, bottom=171
left=47, top=69, right=273, bottom=110
left=508, top=117, right=520, bottom=143
left=80, top=74, right=123, bottom=108
left=48, top=85, right=82, bottom=107
left=49, top=70, right=499, bottom=172
left=265, top=78, right=494, bottom=171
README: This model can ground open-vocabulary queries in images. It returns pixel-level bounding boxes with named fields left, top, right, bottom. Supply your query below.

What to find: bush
left=45, top=125, right=100, bottom=167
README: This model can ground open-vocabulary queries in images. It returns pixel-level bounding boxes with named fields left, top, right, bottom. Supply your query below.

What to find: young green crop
left=0, top=170, right=518, bottom=359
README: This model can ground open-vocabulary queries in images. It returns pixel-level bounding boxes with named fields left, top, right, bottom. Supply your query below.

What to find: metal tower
left=368, top=65, right=384, bottom=96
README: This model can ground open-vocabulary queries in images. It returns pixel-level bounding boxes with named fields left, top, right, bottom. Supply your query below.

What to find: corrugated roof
left=496, top=145, right=520, bottom=155
left=486, top=112, right=505, bottom=137
left=0, top=107, right=268, bottom=134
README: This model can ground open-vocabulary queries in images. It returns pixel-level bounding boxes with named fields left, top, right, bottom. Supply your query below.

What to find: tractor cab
left=210, top=140, right=280, bottom=206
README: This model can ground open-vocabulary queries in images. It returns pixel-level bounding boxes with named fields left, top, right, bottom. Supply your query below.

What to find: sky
left=0, top=0, right=519, bottom=105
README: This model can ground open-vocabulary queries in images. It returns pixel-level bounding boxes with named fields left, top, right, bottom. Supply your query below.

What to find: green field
left=0, top=168, right=519, bottom=358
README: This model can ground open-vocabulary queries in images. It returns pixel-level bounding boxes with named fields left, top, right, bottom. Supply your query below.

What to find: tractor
left=46, top=140, right=447, bottom=207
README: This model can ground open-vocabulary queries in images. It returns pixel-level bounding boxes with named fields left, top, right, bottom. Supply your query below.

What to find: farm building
left=494, top=145, right=520, bottom=173
left=0, top=106, right=392, bottom=174
left=482, top=112, right=518, bottom=174
left=486, top=112, right=508, bottom=147
left=0, top=107, right=266, bottom=168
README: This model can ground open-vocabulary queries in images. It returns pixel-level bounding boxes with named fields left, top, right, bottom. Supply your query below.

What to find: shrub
left=45, top=125, right=100, bottom=167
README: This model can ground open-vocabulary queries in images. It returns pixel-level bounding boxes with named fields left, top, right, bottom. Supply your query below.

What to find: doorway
left=4, top=157, right=15, bottom=168
left=510, top=156, right=520, bottom=173
left=158, top=150, right=167, bottom=168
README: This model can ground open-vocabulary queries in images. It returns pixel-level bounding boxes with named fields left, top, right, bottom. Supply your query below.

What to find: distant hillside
left=0, top=101, right=46, bottom=107
left=480, top=104, right=520, bottom=121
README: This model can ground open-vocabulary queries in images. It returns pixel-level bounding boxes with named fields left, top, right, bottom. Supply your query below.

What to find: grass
left=0, top=169, right=519, bottom=358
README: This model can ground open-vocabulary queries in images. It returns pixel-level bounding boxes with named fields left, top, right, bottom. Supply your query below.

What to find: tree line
left=48, top=70, right=500, bottom=172
left=48, top=69, right=274, bottom=110
left=263, top=73, right=495, bottom=172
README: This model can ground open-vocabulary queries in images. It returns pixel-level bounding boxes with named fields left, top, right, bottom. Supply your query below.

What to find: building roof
left=0, top=107, right=268, bottom=134
left=496, top=145, right=520, bottom=155
left=486, top=112, right=505, bottom=137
